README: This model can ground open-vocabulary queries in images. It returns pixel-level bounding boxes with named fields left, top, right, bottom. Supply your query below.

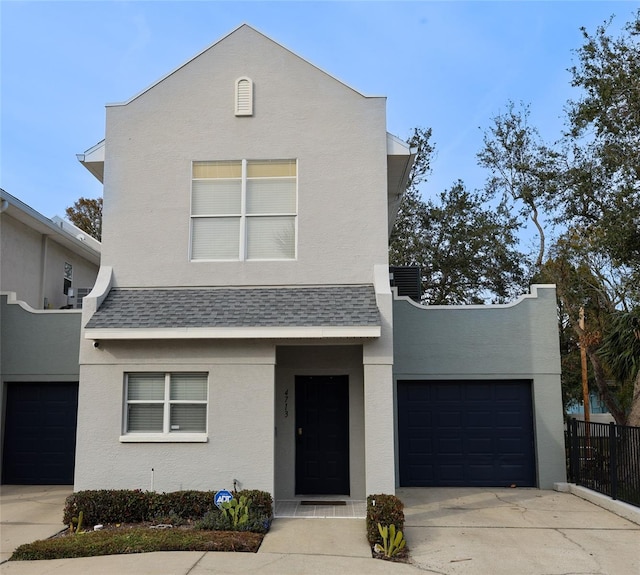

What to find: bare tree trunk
left=585, top=347, right=627, bottom=425
left=626, top=370, right=640, bottom=427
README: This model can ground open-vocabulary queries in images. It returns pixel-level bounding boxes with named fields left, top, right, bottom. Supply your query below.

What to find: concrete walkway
left=1, top=486, right=639, bottom=575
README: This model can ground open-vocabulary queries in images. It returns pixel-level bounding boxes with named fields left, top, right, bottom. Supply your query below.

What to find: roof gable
left=108, top=24, right=377, bottom=108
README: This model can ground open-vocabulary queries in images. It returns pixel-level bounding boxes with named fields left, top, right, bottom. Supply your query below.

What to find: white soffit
left=85, top=326, right=381, bottom=340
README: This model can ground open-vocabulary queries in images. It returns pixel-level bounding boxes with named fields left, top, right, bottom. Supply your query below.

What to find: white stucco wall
left=392, top=285, right=566, bottom=489
left=99, top=25, right=389, bottom=289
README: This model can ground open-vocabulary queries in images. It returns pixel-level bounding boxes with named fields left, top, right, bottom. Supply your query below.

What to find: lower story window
left=125, top=373, right=208, bottom=435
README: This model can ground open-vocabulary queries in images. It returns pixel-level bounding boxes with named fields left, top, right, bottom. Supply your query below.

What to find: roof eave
left=85, top=325, right=381, bottom=340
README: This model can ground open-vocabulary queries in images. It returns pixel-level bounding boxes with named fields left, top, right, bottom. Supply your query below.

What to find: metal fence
left=566, top=418, right=640, bottom=508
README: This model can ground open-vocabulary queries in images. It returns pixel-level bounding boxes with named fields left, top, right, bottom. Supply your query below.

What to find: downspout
left=39, top=236, right=48, bottom=308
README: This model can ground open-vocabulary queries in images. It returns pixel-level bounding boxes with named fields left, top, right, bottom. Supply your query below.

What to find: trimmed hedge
left=63, top=489, right=273, bottom=528
left=366, top=493, right=405, bottom=545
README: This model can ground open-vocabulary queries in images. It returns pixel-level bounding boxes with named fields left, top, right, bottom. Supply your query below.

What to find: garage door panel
left=2, top=382, right=78, bottom=485
left=399, top=380, right=535, bottom=487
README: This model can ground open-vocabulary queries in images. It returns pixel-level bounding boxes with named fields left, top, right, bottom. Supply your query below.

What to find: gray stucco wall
left=392, top=285, right=566, bottom=489
left=74, top=339, right=276, bottom=493
left=0, top=294, right=82, bottom=481
left=100, top=25, right=389, bottom=289
left=0, top=214, right=99, bottom=310
left=1, top=295, right=82, bottom=380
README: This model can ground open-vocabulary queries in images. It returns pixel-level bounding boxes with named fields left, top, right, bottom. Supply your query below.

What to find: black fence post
left=569, top=418, right=579, bottom=484
left=609, top=422, right=618, bottom=501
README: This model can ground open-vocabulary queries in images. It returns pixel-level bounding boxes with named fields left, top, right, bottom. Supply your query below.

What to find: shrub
left=195, top=503, right=272, bottom=534
left=235, top=489, right=273, bottom=517
left=63, top=489, right=270, bottom=527
left=63, top=490, right=149, bottom=526
left=366, top=494, right=405, bottom=545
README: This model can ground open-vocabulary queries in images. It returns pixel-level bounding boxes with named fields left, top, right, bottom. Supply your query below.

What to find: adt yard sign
left=214, top=490, right=233, bottom=508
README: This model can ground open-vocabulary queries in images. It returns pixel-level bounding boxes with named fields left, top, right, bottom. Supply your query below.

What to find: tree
left=66, top=197, right=102, bottom=241
left=540, top=231, right=632, bottom=424
left=390, top=126, right=528, bottom=304
left=564, top=10, right=640, bottom=272
left=477, top=101, right=561, bottom=270
left=598, top=310, right=640, bottom=426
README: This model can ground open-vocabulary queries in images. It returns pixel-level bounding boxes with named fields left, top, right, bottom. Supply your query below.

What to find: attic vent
left=235, top=77, right=253, bottom=116
left=389, top=266, right=422, bottom=302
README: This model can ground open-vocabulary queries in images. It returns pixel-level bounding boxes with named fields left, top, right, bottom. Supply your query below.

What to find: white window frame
left=190, top=159, right=297, bottom=262
left=120, top=372, right=208, bottom=443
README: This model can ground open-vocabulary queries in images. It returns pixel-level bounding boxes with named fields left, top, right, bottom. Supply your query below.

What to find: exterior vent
left=235, top=77, right=253, bottom=116
left=75, top=287, right=92, bottom=309
left=389, top=266, right=422, bottom=302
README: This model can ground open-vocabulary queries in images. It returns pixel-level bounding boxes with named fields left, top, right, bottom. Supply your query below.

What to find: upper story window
left=191, top=159, right=297, bottom=261
left=63, top=262, right=73, bottom=295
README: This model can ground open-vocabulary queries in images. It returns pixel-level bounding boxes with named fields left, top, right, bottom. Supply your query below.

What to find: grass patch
left=10, top=527, right=263, bottom=561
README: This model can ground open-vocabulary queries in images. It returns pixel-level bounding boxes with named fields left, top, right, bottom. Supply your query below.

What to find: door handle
left=298, top=427, right=303, bottom=436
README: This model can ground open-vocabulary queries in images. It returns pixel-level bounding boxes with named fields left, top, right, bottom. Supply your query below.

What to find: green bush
left=235, top=489, right=273, bottom=517
left=63, top=490, right=150, bottom=526
left=366, top=494, right=405, bottom=545
left=63, top=489, right=270, bottom=527
left=195, top=505, right=272, bottom=533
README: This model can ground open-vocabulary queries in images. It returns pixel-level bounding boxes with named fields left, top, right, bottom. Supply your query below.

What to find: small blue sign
left=214, top=490, right=233, bottom=509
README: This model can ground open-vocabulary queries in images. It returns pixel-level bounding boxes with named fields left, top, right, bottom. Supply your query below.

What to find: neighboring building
left=0, top=190, right=100, bottom=483
left=567, top=392, right=615, bottom=424
left=2, top=25, right=566, bottom=495
left=1, top=190, right=100, bottom=310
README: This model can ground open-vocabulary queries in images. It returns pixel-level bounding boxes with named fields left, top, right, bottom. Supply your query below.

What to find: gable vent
left=235, top=77, right=253, bottom=116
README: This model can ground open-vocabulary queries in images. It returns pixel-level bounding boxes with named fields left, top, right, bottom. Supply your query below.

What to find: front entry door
left=295, top=375, right=350, bottom=495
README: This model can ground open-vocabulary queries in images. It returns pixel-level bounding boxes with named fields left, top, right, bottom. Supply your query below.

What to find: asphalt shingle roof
left=85, top=285, right=380, bottom=330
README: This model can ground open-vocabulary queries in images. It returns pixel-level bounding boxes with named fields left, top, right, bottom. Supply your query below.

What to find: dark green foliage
left=390, top=180, right=527, bottom=304
left=10, top=528, right=263, bottom=560
left=63, top=490, right=150, bottom=526
left=234, top=489, right=273, bottom=517
left=195, top=504, right=272, bottom=533
left=366, top=494, right=405, bottom=545
left=147, top=490, right=217, bottom=521
left=63, top=489, right=271, bottom=527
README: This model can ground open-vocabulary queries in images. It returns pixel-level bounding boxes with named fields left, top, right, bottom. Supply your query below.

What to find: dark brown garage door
left=2, top=382, right=78, bottom=484
left=398, top=380, right=535, bottom=487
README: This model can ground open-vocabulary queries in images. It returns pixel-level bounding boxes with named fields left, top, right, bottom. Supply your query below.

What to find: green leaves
left=374, top=523, right=406, bottom=558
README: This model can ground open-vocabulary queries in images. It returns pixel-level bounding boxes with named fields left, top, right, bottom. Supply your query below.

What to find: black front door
left=295, top=375, right=350, bottom=495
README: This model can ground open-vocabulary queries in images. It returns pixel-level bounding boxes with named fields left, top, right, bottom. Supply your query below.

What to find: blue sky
left=1, top=0, right=638, bottom=219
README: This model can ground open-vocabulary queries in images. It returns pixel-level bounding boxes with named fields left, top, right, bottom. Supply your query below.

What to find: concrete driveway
left=1, top=486, right=639, bottom=574
left=0, top=485, right=71, bottom=563
left=398, top=487, right=640, bottom=575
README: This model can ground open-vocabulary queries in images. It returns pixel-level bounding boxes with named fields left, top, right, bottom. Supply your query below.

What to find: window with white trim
left=191, top=159, right=297, bottom=261
left=124, top=373, right=208, bottom=436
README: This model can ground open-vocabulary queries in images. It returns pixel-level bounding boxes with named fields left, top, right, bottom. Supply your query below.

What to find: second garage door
left=398, top=380, right=535, bottom=487
left=2, top=382, right=78, bottom=484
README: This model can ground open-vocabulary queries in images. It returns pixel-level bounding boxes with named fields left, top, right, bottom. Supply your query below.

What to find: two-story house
left=74, top=24, right=566, bottom=500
